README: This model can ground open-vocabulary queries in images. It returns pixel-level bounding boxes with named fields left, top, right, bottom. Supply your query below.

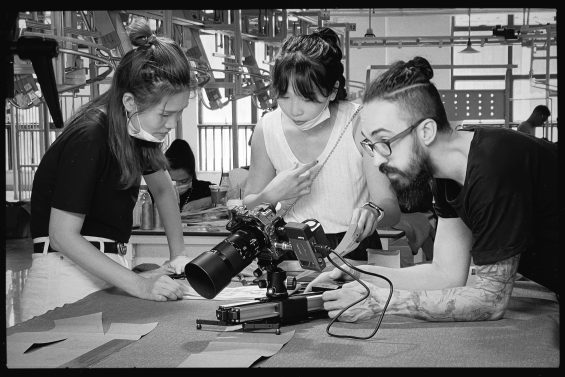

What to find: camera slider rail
left=196, top=291, right=326, bottom=335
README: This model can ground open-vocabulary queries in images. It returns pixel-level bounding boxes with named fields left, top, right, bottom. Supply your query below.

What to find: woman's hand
left=348, top=206, right=379, bottom=243
left=163, top=255, right=192, bottom=274
left=182, top=197, right=212, bottom=212
left=135, top=275, right=185, bottom=301
left=262, top=160, right=318, bottom=203
left=136, top=264, right=172, bottom=278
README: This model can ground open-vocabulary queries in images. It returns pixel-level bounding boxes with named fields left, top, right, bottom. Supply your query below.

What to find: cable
left=323, top=250, right=393, bottom=340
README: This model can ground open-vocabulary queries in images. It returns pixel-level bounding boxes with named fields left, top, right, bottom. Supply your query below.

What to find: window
left=451, top=10, right=556, bottom=134
left=197, top=35, right=271, bottom=172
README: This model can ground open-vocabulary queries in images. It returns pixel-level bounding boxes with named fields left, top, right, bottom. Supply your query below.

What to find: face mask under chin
left=280, top=97, right=332, bottom=131
left=176, top=183, right=191, bottom=195
left=126, top=105, right=166, bottom=143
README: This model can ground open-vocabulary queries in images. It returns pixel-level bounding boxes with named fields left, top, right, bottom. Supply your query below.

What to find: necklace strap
left=278, top=105, right=363, bottom=218
left=180, top=187, right=194, bottom=211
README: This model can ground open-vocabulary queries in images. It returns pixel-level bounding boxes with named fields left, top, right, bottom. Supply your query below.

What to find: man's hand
left=304, top=265, right=359, bottom=292
left=322, top=280, right=386, bottom=322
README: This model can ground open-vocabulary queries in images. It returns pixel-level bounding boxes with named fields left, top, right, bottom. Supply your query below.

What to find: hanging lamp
left=459, top=8, right=479, bottom=53
left=364, top=9, right=375, bottom=37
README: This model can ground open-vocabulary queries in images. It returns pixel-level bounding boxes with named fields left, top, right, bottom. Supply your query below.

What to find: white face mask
left=176, top=183, right=191, bottom=195
left=280, top=96, right=331, bottom=132
left=126, top=103, right=166, bottom=143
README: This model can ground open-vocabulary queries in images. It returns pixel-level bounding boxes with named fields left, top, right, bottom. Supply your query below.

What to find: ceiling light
left=364, top=8, right=375, bottom=37
left=459, top=8, right=480, bottom=54
left=460, top=38, right=480, bottom=53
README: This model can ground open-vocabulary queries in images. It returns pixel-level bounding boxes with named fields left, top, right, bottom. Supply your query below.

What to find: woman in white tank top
left=244, top=27, right=400, bottom=261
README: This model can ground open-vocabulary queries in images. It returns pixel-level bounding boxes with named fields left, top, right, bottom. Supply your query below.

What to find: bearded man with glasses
left=307, top=56, right=559, bottom=323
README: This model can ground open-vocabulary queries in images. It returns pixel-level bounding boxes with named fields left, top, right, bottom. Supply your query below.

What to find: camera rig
left=185, top=203, right=336, bottom=333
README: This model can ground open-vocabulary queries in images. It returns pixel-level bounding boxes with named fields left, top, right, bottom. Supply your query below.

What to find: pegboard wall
left=439, top=90, right=506, bottom=121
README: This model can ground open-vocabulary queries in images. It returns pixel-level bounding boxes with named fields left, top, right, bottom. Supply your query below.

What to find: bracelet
left=362, top=201, right=385, bottom=222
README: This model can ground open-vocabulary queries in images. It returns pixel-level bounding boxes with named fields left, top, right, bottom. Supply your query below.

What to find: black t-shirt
left=178, top=179, right=212, bottom=210
left=432, top=127, right=559, bottom=293
left=31, top=112, right=140, bottom=243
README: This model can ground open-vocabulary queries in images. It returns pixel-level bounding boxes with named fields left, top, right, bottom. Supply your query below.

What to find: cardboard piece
left=178, top=330, right=295, bottom=367
left=7, top=312, right=157, bottom=368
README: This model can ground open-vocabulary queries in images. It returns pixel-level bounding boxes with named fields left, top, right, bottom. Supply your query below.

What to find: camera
left=185, top=203, right=332, bottom=299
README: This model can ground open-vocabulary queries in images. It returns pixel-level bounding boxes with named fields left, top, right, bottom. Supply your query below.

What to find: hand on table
left=182, top=197, right=212, bottom=212
left=304, top=264, right=360, bottom=293
left=162, top=255, right=192, bottom=274
left=137, top=264, right=173, bottom=278
left=136, top=274, right=185, bottom=302
left=320, top=280, right=387, bottom=322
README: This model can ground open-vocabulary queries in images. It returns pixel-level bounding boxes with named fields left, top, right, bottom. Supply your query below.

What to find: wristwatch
left=362, top=201, right=385, bottom=222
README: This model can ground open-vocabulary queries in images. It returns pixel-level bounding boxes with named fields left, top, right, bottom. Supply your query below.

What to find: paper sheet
left=7, top=312, right=157, bottom=368
left=181, top=206, right=229, bottom=224
left=178, top=330, right=295, bottom=367
left=180, top=280, right=268, bottom=301
left=294, top=221, right=360, bottom=281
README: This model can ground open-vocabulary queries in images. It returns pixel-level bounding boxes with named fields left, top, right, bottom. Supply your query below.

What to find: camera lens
left=185, top=228, right=266, bottom=299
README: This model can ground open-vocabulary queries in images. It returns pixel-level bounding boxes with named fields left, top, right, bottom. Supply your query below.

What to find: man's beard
left=380, top=145, right=434, bottom=213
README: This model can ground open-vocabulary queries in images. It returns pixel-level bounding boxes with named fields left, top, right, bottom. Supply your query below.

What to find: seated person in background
left=516, top=104, right=550, bottom=137
left=307, top=56, right=559, bottom=323
left=165, top=139, right=212, bottom=212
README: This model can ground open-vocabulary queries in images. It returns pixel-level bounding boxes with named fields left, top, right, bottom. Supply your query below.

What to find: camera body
left=226, top=203, right=288, bottom=264
left=185, top=203, right=331, bottom=299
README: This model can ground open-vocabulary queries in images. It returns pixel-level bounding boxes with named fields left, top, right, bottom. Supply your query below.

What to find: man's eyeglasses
left=360, top=118, right=431, bottom=157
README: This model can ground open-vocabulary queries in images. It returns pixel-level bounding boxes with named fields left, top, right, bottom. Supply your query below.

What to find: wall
left=334, top=13, right=453, bottom=90
left=180, top=93, right=199, bottom=166
left=180, top=97, right=220, bottom=183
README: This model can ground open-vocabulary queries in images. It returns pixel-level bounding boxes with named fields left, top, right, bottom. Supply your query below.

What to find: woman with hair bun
left=22, top=17, right=197, bottom=321
left=244, top=27, right=400, bottom=263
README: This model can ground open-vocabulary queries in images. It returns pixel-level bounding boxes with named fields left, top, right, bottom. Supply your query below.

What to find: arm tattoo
left=387, top=254, right=520, bottom=321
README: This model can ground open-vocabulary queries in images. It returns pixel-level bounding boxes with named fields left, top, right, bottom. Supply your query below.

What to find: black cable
left=323, top=250, right=393, bottom=340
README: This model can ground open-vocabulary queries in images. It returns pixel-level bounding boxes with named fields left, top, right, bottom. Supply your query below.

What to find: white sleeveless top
left=261, top=101, right=369, bottom=233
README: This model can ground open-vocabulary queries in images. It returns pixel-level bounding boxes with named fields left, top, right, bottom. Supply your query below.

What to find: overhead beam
left=350, top=34, right=556, bottom=48
left=327, top=8, right=554, bottom=17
